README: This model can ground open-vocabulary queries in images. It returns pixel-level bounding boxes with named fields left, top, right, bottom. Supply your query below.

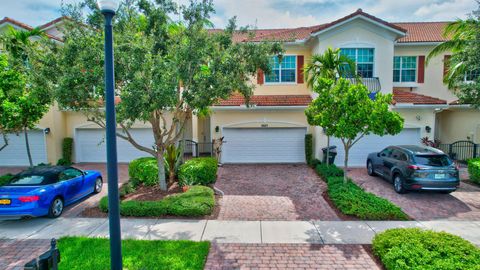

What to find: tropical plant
left=0, top=27, right=53, bottom=166
left=164, top=144, right=183, bottom=185
left=426, top=6, right=480, bottom=90
left=51, top=0, right=282, bottom=190
left=305, top=78, right=404, bottom=182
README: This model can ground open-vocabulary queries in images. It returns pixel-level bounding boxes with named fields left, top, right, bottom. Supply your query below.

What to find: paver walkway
left=215, top=164, right=339, bottom=220
left=205, top=243, right=380, bottom=270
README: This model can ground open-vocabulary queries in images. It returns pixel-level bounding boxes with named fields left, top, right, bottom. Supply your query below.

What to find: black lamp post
left=97, top=1, right=122, bottom=269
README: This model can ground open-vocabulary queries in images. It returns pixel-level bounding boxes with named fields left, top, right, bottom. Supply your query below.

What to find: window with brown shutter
left=297, top=55, right=304, bottom=84
left=257, top=69, right=264, bottom=85
left=417, top=55, right=425, bottom=83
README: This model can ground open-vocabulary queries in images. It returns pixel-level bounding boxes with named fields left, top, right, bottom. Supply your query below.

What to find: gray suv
left=366, top=145, right=460, bottom=194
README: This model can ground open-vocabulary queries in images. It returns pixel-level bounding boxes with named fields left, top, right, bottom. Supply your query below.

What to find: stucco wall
left=312, top=18, right=397, bottom=95
left=394, top=45, right=456, bottom=102
left=210, top=108, right=311, bottom=140
left=437, top=108, right=480, bottom=143
left=253, top=44, right=312, bottom=96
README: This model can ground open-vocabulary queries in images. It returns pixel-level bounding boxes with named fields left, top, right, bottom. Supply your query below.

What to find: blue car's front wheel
left=48, top=197, right=64, bottom=218
left=94, top=178, right=103, bottom=194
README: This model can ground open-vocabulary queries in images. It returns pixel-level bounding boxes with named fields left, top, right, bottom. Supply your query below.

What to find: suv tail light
left=407, top=165, right=426, bottom=170
left=19, top=195, right=40, bottom=203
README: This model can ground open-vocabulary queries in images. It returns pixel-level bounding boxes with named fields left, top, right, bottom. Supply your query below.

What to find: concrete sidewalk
left=1, top=218, right=480, bottom=245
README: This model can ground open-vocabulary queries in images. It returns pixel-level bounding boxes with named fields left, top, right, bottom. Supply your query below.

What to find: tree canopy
left=51, top=0, right=282, bottom=189
left=305, top=78, right=404, bottom=181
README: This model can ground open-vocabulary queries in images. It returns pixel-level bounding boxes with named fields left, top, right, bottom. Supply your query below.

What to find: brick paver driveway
left=348, top=168, right=480, bottom=220
left=205, top=243, right=380, bottom=270
left=215, top=164, right=339, bottom=220
left=0, top=239, right=50, bottom=270
left=0, top=163, right=128, bottom=218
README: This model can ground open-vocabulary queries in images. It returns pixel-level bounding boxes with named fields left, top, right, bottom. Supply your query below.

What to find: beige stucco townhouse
left=0, top=9, right=478, bottom=167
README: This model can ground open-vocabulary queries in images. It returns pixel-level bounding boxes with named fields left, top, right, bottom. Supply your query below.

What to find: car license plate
left=0, top=199, right=11, bottom=205
left=435, top=174, right=445, bottom=179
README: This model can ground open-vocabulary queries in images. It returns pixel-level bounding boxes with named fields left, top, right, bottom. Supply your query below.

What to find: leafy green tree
left=304, top=47, right=357, bottom=164
left=305, top=78, right=404, bottom=182
left=0, top=27, right=53, bottom=166
left=427, top=5, right=479, bottom=90
left=52, top=0, right=281, bottom=190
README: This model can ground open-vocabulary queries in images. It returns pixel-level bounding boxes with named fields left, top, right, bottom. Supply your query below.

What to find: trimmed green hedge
left=315, top=163, right=344, bottom=179
left=57, top=137, right=74, bottom=166
left=129, top=157, right=159, bottom=186
left=99, top=186, right=215, bottom=217
left=0, top=174, right=13, bottom=186
left=327, top=177, right=409, bottom=220
left=305, top=134, right=313, bottom=166
left=373, top=228, right=480, bottom=270
left=467, top=158, right=480, bottom=184
left=178, top=157, right=218, bottom=186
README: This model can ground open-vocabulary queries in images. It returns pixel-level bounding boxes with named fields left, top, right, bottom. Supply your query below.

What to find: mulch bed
left=463, top=179, right=480, bottom=188
left=80, top=183, right=221, bottom=219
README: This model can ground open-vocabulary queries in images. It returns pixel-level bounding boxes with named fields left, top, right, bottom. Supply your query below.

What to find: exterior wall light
left=425, top=126, right=431, bottom=133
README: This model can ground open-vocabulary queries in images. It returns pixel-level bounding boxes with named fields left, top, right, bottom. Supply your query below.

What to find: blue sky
left=1, top=0, right=477, bottom=28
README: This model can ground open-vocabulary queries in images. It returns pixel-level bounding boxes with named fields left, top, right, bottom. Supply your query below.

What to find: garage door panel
left=222, top=128, right=306, bottom=163
left=76, top=128, right=155, bottom=162
left=0, top=131, right=47, bottom=166
left=331, top=128, right=420, bottom=167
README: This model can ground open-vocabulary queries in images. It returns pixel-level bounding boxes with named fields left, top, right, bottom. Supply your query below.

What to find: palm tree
left=304, top=47, right=357, bottom=87
left=1, top=26, right=45, bottom=167
left=426, top=19, right=478, bottom=89
left=304, top=48, right=357, bottom=165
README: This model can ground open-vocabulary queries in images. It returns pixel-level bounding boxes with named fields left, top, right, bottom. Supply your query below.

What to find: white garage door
left=0, top=130, right=47, bottom=166
left=76, top=128, right=155, bottom=162
left=222, top=127, right=307, bottom=163
left=331, top=128, right=421, bottom=167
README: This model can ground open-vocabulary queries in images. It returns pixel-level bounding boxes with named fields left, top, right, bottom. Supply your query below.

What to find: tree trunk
left=24, top=127, right=33, bottom=167
left=343, top=146, right=349, bottom=184
left=168, top=164, right=176, bottom=186
left=157, top=152, right=167, bottom=191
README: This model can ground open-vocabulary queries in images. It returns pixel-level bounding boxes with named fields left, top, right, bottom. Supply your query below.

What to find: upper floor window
left=265, top=55, right=296, bottom=83
left=340, top=48, right=374, bottom=78
left=465, top=69, right=480, bottom=82
left=393, top=56, right=417, bottom=83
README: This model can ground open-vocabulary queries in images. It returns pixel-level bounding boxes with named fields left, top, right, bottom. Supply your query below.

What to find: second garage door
left=76, top=128, right=155, bottom=162
left=0, top=130, right=47, bottom=166
left=222, top=127, right=307, bottom=163
left=331, top=128, right=421, bottom=167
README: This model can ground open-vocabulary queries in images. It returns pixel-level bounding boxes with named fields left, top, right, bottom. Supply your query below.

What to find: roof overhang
left=395, top=41, right=443, bottom=46
left=211, top=105, right=307, bottom=111
left=310, top=14, right=406, bottom=38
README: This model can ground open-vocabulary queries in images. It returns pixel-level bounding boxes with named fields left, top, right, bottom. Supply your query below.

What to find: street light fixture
left=97, top=0, right=122, bottom=270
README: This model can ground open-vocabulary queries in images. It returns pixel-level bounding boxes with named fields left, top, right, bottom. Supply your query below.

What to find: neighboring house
left=0, top=9, right=478, bottom=167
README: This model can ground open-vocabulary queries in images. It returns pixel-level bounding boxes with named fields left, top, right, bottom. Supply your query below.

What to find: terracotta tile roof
left=220, top=10, right=449, bottom=44
left=394, top=22, right=449, bottom=43
left=0, top=17, right=63, bottom=42
left=393, top=89, right=447, bottom=105
left=37, top=16, right=68, bottom=29
left=215, top=94, right=312, bottom=106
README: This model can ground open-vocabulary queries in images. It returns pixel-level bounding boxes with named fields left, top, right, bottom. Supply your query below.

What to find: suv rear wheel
left=393, top=174, right=407, bottom=194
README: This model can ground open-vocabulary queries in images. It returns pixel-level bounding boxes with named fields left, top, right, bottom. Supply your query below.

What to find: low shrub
left=327, top=177, right=409, bottom=220
left=119, top=181, right=137, bottom=198
left=315, top=163, right=344, bottom=179
left=467, top=158, right=480, bottom=184
left=0, top=174, right=13, bottom=186
left=310, top=159, right=322, bottom=168
left=305, top=134, right=313, bottom=166
left=129, top=157, right=159, bottom=186
left=178, top=157, right=218, bottom=186
left=373, top=228, right=480, bottom=270
left=100, top=186, right=215, bottom=217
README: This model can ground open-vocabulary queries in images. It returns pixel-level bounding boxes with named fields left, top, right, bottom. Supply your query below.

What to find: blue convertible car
left=0, top=166, right=103, bottom=218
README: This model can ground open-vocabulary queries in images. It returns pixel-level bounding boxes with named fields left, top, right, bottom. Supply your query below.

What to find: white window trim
left=339, top=47, right=375, bottom=78
left=393, top=56, right=417, bottom=84
left=264, top=54, right=298, bottom=85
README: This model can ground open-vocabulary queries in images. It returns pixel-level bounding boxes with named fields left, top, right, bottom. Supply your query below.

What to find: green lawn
left=57, top=237, right=210, bottom=270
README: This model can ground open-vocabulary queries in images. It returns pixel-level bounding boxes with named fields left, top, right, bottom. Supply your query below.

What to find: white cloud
left=0, top=0, right=477, bottom=28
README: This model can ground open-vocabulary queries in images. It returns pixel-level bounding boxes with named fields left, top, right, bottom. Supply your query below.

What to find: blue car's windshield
left=8, top=175, right=45, bottom=185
